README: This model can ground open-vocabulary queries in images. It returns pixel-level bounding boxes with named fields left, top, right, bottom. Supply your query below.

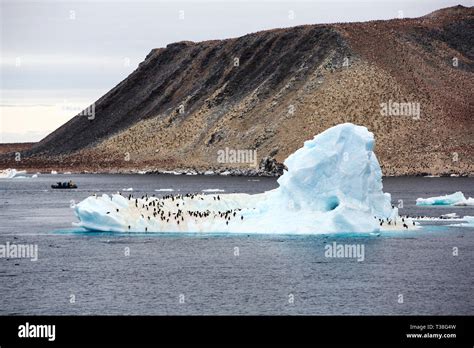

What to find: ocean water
left=0, top=174, right=473, bottom=315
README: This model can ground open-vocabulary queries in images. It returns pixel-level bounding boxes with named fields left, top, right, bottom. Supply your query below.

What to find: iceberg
left=449, top=216, right=474, bottom=228
left=460, top=216, right=474, bottom=227
left=0, top=168, right=27, bottom=179
left=416, top=192, right=474, bottom=206
left=73, top=123, right=412, bottom=234
left=162, top=170, right=181, bottom=175
left=441, top=213, right=459, bottom=219
left=453, top=198, right=474, bottom=206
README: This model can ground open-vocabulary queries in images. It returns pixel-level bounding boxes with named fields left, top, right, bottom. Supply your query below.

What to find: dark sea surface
left=0, top=174, right=473, bottom=315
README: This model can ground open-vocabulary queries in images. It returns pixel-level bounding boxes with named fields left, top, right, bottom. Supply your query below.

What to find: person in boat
left=53, top=180, right=76, bottom=188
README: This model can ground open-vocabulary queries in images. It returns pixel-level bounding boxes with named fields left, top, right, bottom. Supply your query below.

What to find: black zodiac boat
left=51, top=181, right=78, bottom=189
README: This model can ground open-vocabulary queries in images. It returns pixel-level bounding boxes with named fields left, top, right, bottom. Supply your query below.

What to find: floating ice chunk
left=51, top=170, right=58, bottom=175
left=63, top=171, right=72, bottom=175
left=453, top=198, right=474, bottom=206
left=162, top=170, right=181, bottom=175
left=461, top=216, right=474, bottom=227
left=0, top=168, right=27, bottom=179
left=441, top=213, right=459, bottom=219
left=155, top=189, right=174, bottom=192
left=32, top=174, right=38, bottom=178
left=73, top=123, right=411, bottom=234
left=416, top=192, right=474, bottom=206
left=202, top=189, right=225, bottom=192
left=449, top=216, right=474, bottom=228
left=122, top=188, right=134, bottom=191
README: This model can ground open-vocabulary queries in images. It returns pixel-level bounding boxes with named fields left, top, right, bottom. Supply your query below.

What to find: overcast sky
left=0, top=0, right=471, bottom=143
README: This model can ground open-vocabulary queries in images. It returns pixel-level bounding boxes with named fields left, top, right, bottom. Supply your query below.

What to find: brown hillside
left=2, top=5, right=473, bottom=175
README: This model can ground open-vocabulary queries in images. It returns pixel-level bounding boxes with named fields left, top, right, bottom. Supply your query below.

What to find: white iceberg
left=122, top=187, right=134, bottom=191
left=162, top=170, right=181, bottom=175
left=51, top=170, right=58, bottom=175
left=441, top=213, right=459, bottom=219
left=202, top=189, right=225, bottom=192
left=449, top=216, right=474, bottom=228
left=453, top=198, right=474, bottom=206
left=73, top=123, right=412, bottom=234
left=416, top=192, right=474, bottom=206
left=0, top=168, right=27, bottom=179
left=460, top=216, right=474, bottom=227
